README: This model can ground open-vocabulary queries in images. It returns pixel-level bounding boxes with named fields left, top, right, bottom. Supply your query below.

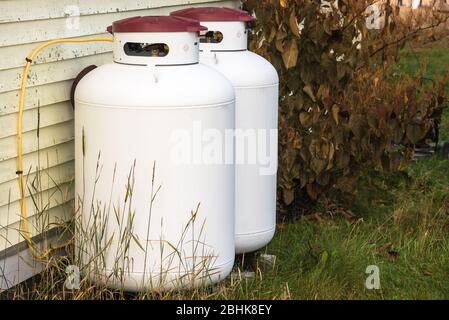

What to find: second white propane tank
left=74, top=16, right=236, bottom=291
left=172, top=8, right=280, bottom=254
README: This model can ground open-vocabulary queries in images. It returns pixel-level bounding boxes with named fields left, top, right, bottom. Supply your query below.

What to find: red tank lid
left=170, top=7, right=256, bottom=22
left=107, top=16, right=208, bottom=33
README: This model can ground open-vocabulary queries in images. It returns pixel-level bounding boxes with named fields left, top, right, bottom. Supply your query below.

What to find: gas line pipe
left=17, top=37, right=113, bottom=260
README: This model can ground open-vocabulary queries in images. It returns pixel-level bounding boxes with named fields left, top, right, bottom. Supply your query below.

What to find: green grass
left=209, top=154, right=448, bottom=300
left=395, top=47, right=449, bottom=80
left=394, top=43, right=449, bottom=140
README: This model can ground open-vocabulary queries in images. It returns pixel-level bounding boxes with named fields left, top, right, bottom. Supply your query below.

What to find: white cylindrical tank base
left=85, top=260, right=235, bottom=292
left=235, top=227, right=276, bottom=255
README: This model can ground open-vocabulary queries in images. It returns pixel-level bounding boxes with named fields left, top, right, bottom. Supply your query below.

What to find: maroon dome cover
left=171, top=7, right=256, bottom=22
left=107, top=16, right=208, bottom=33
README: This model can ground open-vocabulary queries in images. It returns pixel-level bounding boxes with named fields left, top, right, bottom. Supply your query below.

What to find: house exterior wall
left=0, top=0, right=240, bottom=289
left=393, top=0, right=449, bottom=15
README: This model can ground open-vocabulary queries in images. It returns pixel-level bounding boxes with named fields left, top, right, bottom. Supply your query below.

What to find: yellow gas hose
left=17, top=37, right=113, bottom=260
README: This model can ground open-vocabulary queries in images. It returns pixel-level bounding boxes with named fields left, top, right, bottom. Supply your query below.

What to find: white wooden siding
left=0, top=0, right=241, bottom=251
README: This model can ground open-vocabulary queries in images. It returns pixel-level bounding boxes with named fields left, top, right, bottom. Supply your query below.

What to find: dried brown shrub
left=243, top=0, right=449, bottom=211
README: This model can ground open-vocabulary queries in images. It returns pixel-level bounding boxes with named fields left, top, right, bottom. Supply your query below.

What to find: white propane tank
left=74, top=16, right=236, bottom=291
left=172, top=8, right=279, bottom=254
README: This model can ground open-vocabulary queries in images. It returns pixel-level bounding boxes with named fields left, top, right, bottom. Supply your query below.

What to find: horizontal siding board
left=0, top=80, right=73, bottom=116
left=0, top=141, right=74, bottom=184
left=0, top=14, right=111, bottom=47
left=0, top=101, right=73, bottom=139
left=0, top=185, right=73, bottom=231
left=0, top=120, right=74, bottom=161
left=0, top=161, right=74, bottom=207
left=0, top=52, right=111, bottom=93
left=0, top=33, right=111, bottom=71
left=0, top=0, right=236, bottom=24
left=0, top=0, right=157, bottom=23
left=0, top=203, right=72, bottom=250
left=0, top=1, right=240, bottom=47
